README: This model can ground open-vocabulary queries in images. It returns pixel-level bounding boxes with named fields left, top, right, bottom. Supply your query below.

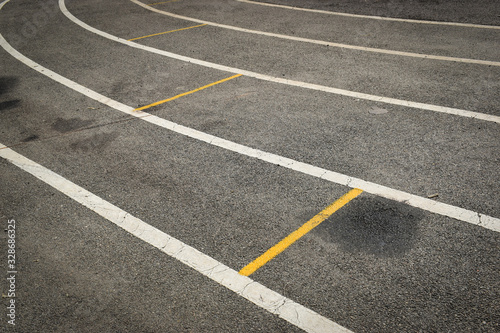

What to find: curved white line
left=130, top=0, right=500, bottom=67
left=1, top=1, right=499, bottom=233
left=236, top=0, right=500, bottom=30
left=59, top=0, right=500, bottom=124
left=0, top=142, right=353, bottom=333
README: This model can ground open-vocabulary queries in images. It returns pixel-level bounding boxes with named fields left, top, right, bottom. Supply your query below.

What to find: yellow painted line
left=134, top=74, right=243, bottom=111
left=239, top=188, right=363, bottom=276
left=148, top=0, right=178, bottom=5
left=128, top=23, right=207, bottom=41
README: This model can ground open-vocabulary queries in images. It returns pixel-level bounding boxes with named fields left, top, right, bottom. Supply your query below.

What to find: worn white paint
left=0, top=143, right=351, bottom=333
left=236, top=0, right=500, bottom=30
left=130, top=0, right=500, bottom=66
left=59, top=0, right=500, bottom=124
left=0, top=19, right=498, bottom=232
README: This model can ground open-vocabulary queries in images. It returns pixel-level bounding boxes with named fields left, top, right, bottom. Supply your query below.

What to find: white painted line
left=0, top=143, right=351, bottom=333
left=59, top=0, right=500, bottom=124
left=129, top=0, right=500, bottom=67
left=1, top=20, right=499, bottom=233
left=236, top=0, right=500, bottom=30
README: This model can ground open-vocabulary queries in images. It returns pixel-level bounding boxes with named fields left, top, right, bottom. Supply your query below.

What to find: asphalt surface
left=250, top=0, right=500, bottom=25
left=0, top=0, right=499, bottom=332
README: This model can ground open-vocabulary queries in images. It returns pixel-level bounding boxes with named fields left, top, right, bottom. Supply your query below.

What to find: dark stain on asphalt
left=0, top=77, right=20, bottom=112
left=0, top=77, right=17, bottom=95
left=314, top=195, right=423, bottom=257
left=22, top=134, right=39, bottom=142
left=52, top=117, right=94, bottom=133
left=69, top=132, right=119, bottom=152
left=0, top=99, right=21, bottom=111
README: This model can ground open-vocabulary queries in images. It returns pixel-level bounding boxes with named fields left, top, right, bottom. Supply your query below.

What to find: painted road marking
left=134, top=74, right=242, bottom=111
left=236, top=0, right=500, bottom=30
left=130, top=0, right=500, bottom=67
left=148, top=0, right=178, bottom=6
left=2, top=25, right=499, bottom=233
left=240, top=188, right=363, bottom=276
left=0, top=143, right=351, bottom=333
left=128, top=23, right=207, bottom=41
left=58, top=0, right=500, bottom=124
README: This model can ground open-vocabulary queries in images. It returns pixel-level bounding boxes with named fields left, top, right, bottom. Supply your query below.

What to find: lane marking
left=58, top=0, right=500, bottom=124
left=128, top=23, right=207, bottom=41
left=134, top=74, right=242, bottom=111
left=240, top=189, right=363, bottom=276
left=0, top=143, right=351, bottom=333
left=148, top=0, right=178, bottom=5
left=2, top=22, right=499, bottom=234
left=130, top=0, right=500, bottom=67
left=236, top=0, right=500, bottom=30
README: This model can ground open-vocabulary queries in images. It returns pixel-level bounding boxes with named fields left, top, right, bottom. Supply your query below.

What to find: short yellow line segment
left=134, top=74, right=242, bottom=111
left=128, top=23, right=207, bottom=41
left=239, top=188, right=363, bottom=276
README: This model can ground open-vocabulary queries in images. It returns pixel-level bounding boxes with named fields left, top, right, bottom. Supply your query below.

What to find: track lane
left=1, top=0, right=499, bottom=231
left=236, top=0, right=500, bottom=30
left=131, top=0, right=500, bottom=65
left=1, top=1, right=499, bottom=332
left=58, top=0, right=500, bottom=123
